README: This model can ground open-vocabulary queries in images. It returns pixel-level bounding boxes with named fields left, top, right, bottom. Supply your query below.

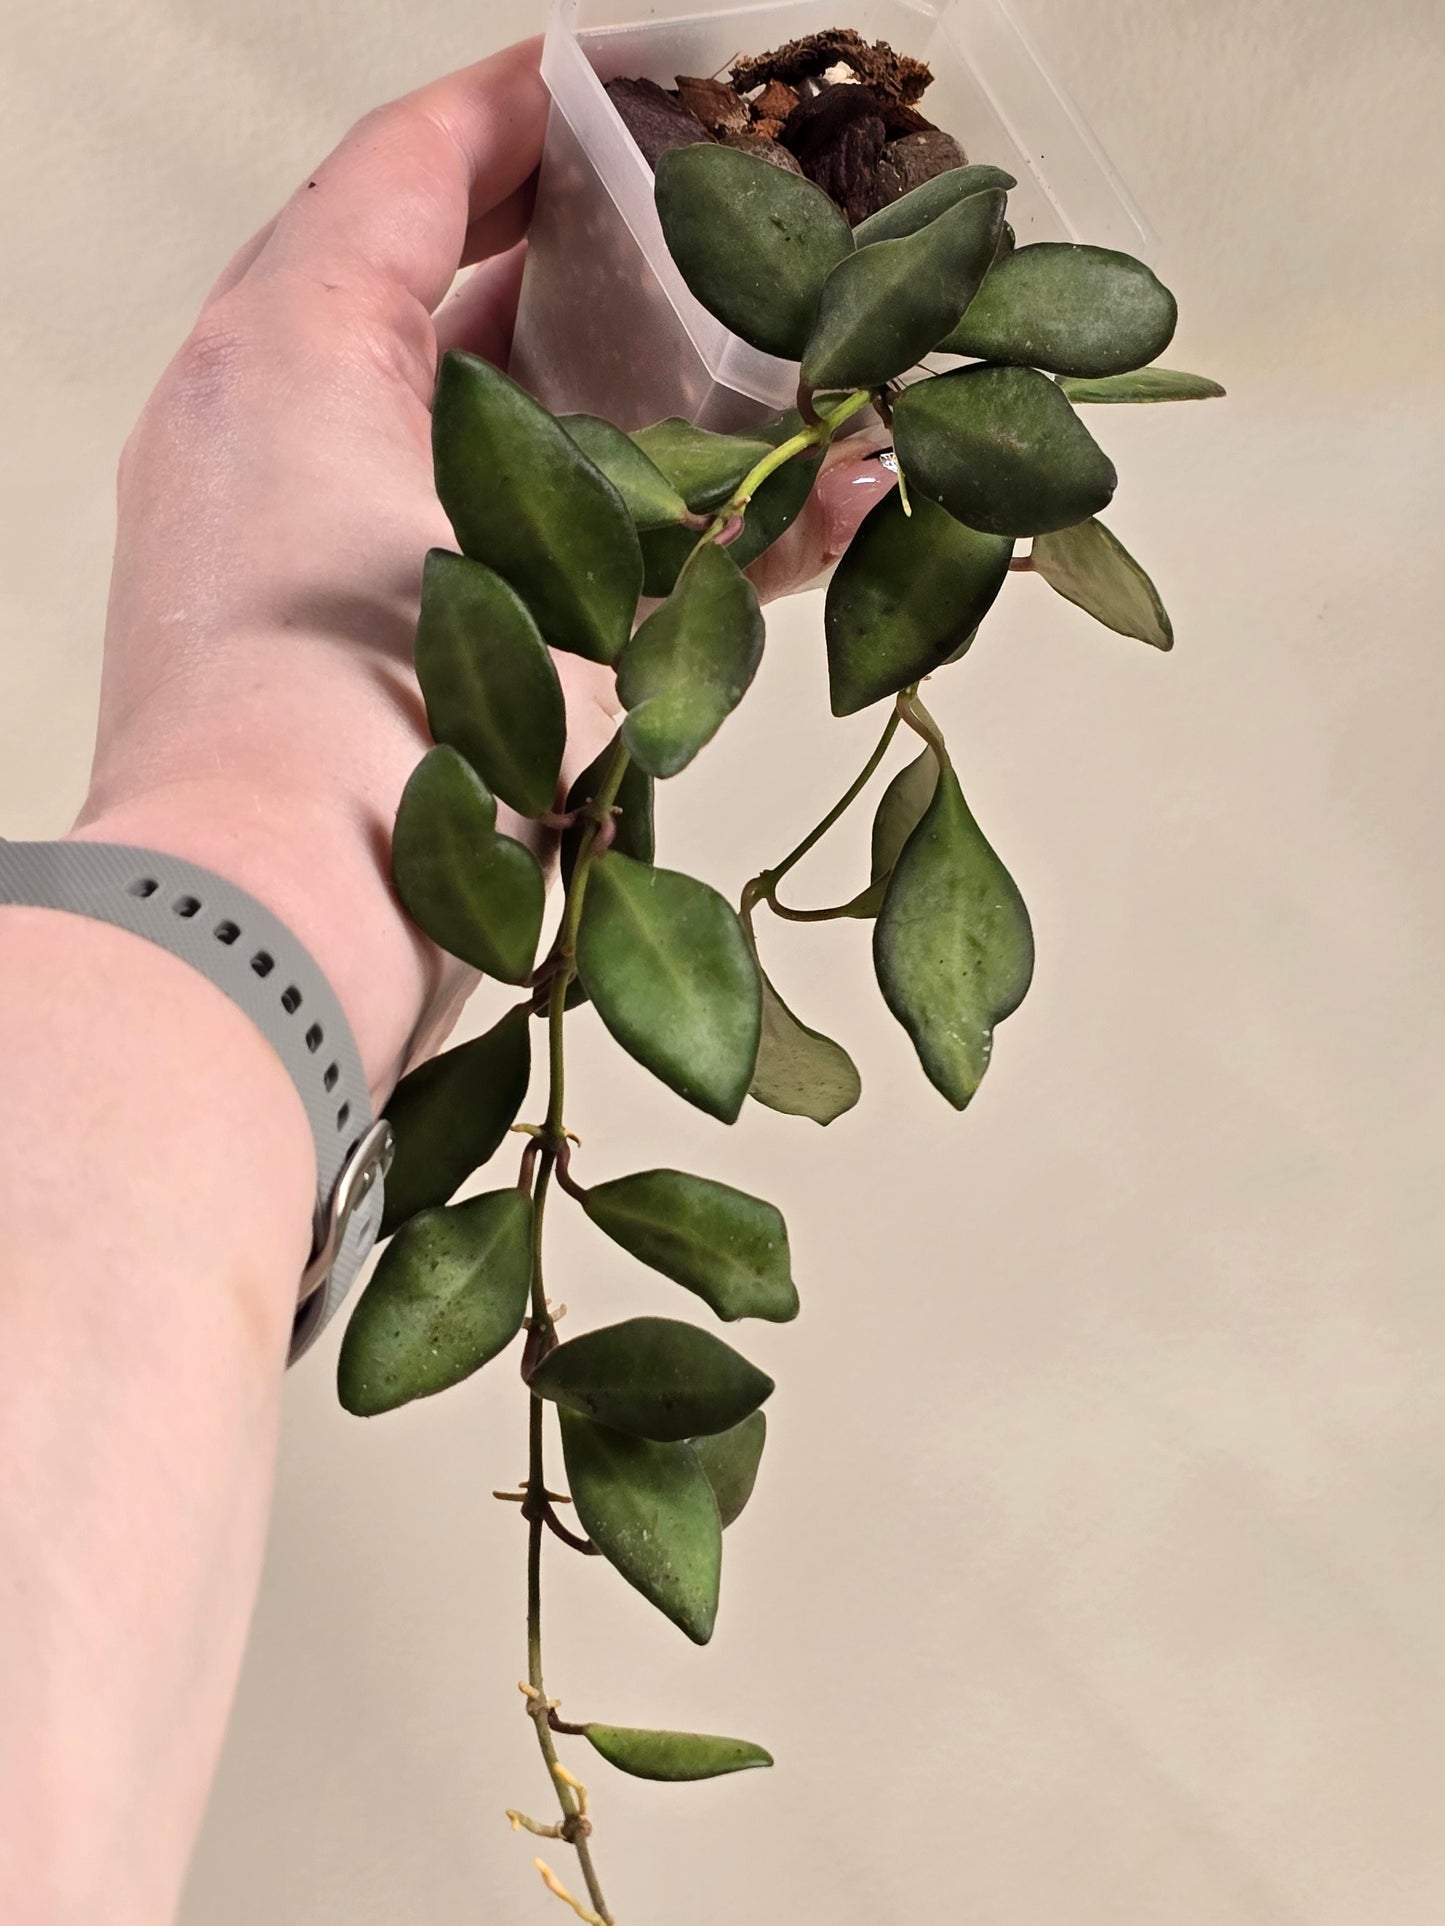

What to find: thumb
left=747, top=427, right=897, bottom=605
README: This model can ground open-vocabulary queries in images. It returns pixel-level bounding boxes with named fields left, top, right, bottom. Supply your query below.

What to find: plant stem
left=743, top=708, right=901, bottom=917
left=713, top=386, right=874, bottom=529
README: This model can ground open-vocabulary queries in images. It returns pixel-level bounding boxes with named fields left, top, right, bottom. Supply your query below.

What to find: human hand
left=75, top=41, right=893, bottom=1097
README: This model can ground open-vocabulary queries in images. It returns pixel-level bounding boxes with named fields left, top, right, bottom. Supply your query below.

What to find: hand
left=74, top=41, right=894, bottom=1098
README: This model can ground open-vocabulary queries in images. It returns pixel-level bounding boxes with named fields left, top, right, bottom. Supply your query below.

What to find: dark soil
left=605, top=29, right=966, bottom=228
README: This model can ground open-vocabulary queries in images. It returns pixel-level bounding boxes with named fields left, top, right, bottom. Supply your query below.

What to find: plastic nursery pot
left=508, top=0, right=1155, bottom=432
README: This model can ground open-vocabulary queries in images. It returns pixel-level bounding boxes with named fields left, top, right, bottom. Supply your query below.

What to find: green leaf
left=690, top=1409, right=767, bottom=1528
left=559, top=1411, right=721, bottom=1643
left=655, top=144, right=854, bottom=360
left=337, top=1190, right=533, bottom=1415
left=871, top=748, right=940, bottom=883
left=631, top=419, right=774, bottom=513
left=414, top=549, right=565, bottom=819
left=1031, top=517, right=1173, bottom=650
left=583, top=1722, right=772, bottom=1781
left=750, top=966, right=862, bottom=1123
left=824, top=490, right=1013, bottom=713
left=801, top=188, right=1006, bottom=391
left=853, top=163, right=1017, bottom=246
left=1059, top=366, right=1226, bottom=405
left=874, top=760, right=1034, bottom=1108
left=894, top=364, right=1116, bottom=538
left=583, top=1170, right=798, bottom=1322
left=618, top=543, right=765, bottom=778
left=391, top=747, right=545, bottom=984
left=639, top=410, right=822, bottom=599
left=559, top=414, right=692, bottom=530
left=380, top=1006, right=531, bottom=1236
left=940, top=243, right=1178, bottom=378
left=576, top=853, right=761, bottom=1123
left=560, top=739, right=655, bottom=892
left=531, top=1315, right=773, bottom=1440
left=432, top=352, right=641, bottom=664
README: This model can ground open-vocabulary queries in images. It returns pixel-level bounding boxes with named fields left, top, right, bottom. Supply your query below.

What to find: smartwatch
left=0, top=839, right=391, bottom=1363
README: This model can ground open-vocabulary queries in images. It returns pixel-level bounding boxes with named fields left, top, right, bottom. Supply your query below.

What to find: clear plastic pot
left=509, top=0, right=1153, bottom=432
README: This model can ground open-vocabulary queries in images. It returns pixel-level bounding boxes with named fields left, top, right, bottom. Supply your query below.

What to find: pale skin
left=0, top=41, right=895, bottom=1925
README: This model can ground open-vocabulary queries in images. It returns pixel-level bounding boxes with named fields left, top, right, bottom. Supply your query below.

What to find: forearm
left=0, top=902, right=315, bottom=1925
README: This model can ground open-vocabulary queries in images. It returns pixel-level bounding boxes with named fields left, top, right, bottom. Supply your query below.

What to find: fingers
left=250, top=38, right=548, bottom=313
left=203, top=218, right=279, bottom=307
left=433, top=241, right=530, bottom=366
left=747, top=432, right=897, bottom=604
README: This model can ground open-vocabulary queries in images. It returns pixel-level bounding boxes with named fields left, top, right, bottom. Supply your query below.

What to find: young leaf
left=1031, top=518, right=1174, bottom=650
left=618, top=543, right=765, bottom=778
left=894, top=364, right=1117, bottom=537
left=337, top=1190, right=533, bottom=1415
left=874, top=761, right=1034, bottom=1108
left=825, top=491, right=1012, bottom=713
left=871, top=748, right=940, bottom=883
left=531, top=1315, right=774, bottom=1441
left=801, top=188, right=1006, bottom=391
left=391, top=747, right=545, bottom=984
left=432, top=352, right=642, bottom=663
left=559, top=1411, right=722, bottom=1643
left=560, top=738, right=656, bottom=892
left=583, top=1170, right=798, bottom=1322
left=559, top=414, right=692, bottom=530
left=853, top=162, right=1017, bottom=246
left=414, top=549, right=565, bottom=819
left=631, top=419, right=773, bottom=513
left=1059, top=367, right=1227, bottom=404
left=750, top=967, right=862, bottom=1124
left=939, top=243, right=1178, bottom=378
left=576, top=853, right=762, bottom=1123
left=380, top=1006, right=531, bottom=1236
left=690, top=1409, right=767, bottom=1528
left=583, top=1723, right=772, bottom=1781
left=639, top=410, right=822, bottom=598
left=654, top=143, right=854, bottom=361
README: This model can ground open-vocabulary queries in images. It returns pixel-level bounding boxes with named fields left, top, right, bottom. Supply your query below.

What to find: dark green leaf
left=618, top=543, right=765, bottom=778
left=337, top=1190, right=532, bottom=1415
left=559, top=414, right=692, bottom=530
left=691, top=1409, right=767, bottom=1528
left=894, top=364, right=1116, bottom=537
left=655, top=144, right=855, bottom=360
left=639, top=410, right=822, bottom=598
left=750, top=967, right=862, bottom=1122
left=583, top=1170, right=798, bottom=1322
left=874, top=760, right=1034, bottom=1108
left=559, top=1411, right=721, bottom=1643
left=824, top=490, right=1012, bottom=713
left=531, top=1315, right=773, bottom=1440
left=801, top=188, right=1006, bottom=391
left=583, top=1722, right=772, bottom=1781
left=940, top=243, right=1178, bottom=378
left=560, top=739, right=655, bottom=892
left=414, top=549, right=565, bottom=819
left=576, top=853, right=761, bottom=1123
left=432, top=352, right=641, bottom=663
left=631, top=419, right=773, bottom=513
left=1031, top=517, right=1173, bottom=650
left=853, top=163, right=1017, bottom=246
left=391, top=747, right=545, bottom=984
left=1059, top=366, right=1226, bottom=404
left=380, top=1006, right=531, bottom=1236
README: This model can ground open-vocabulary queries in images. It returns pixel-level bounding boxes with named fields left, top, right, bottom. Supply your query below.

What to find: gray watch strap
left=0, top=839, right=391, bottom=1364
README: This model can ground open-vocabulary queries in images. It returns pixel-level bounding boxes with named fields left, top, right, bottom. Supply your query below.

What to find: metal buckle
left=298, top=1117, right=394, bottom=1305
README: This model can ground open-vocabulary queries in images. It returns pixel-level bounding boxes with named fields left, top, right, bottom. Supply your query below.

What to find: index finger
left=254, top=39, right=549, bottom=314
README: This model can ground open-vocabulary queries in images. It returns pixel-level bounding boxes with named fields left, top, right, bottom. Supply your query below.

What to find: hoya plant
left=337, top=142, right=1223, bottom=1924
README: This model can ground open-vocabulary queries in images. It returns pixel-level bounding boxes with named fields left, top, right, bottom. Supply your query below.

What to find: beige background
left=3, top=0, right=1444, bottom=1919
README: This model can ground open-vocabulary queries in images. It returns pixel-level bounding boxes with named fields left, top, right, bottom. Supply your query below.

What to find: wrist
left=69, top=777, right=446, bottom=1100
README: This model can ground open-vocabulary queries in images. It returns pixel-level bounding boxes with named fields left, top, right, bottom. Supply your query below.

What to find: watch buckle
left=299, top=1117, right=394, bottom=1304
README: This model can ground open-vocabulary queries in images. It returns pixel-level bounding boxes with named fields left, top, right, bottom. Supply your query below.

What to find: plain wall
left=3, top=0, right=1444, bottom=1920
